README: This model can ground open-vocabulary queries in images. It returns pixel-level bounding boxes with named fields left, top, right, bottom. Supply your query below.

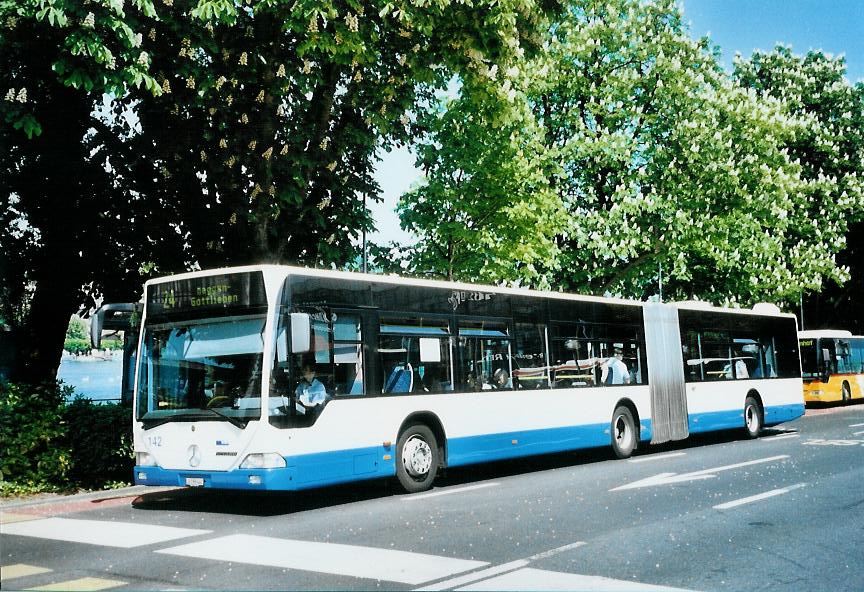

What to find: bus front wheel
left=396, top=424, right=439, bottom=493
left=611, top=406, right=637, bottom=459
left=744, top=396, right=763, bottom=439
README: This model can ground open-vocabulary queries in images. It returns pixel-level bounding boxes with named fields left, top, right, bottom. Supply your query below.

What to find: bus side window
left=378, top=316, right=452, bottom=395
left=456, top=321, right=511, bottom=391
left=513, top=323, right=549, bottom=389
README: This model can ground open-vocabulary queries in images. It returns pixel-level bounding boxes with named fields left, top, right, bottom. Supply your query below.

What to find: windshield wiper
left=203, top=406, right=249, bottom=429
left=141, top=416, right=174, bottom=430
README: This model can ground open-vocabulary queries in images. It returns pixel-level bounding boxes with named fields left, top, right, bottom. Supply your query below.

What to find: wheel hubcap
left=746, top=406, right=757, bottom=431
left=402, top=436, right=432, bottom=478
left=615, top=416, right=632, bottom=449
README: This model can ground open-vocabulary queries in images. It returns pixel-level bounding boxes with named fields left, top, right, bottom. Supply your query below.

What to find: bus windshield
left=799, top=339, right=820, bottom=379
left=136, top=315, right=266, bottom=426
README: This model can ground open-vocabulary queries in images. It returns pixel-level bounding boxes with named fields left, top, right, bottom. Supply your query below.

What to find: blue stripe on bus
left=763, top=403, right=805, bottom=426
left=688, top=403, right=805, bottom=434
left=134, top=405, right=801, bottom=491
left=448, top=423, right=609, bottom=467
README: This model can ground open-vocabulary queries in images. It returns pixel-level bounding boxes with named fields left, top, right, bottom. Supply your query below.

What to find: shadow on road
left=130, top=424, right=788, bottom=517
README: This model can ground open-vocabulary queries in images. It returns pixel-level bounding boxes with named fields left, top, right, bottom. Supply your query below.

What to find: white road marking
left=611, top=455, right=790, bottom=491
left=628, top=452, right=686, bottom=463
left=852, top=431, right=864, bottom=436
left=418, top=542, right=589, bottom=591
left=849, top=423, right=864, bottom=427
left=28, top=577, right=127, bottom=591
left=527, top=541, right=587, bottom=561
left=803, top=438, right=864, bottom=446
left=415, top=560, right=529, bottom=592
left=158, top=534, right=487, bottom=585
left=1, top=564, right=52, bottom=582
left=455, top=567, right=692, bottom=591
left=403, top=483, right=499, bottom=501
left=713, top=483, right=807, bottom=510
left=760, top=433, right=800, bottom=441
left=1, top=518, right=210, bottom=548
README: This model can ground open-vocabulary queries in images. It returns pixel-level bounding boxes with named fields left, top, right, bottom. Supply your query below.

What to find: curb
left=0, top=485, right=178, bottom=510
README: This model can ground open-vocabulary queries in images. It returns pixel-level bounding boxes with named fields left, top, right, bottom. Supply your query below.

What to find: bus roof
left=143, top=264, right=795, bottom=318
left=798, top=330, right=854, bottom=339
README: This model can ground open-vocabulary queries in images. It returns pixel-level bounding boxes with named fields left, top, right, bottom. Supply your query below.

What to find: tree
left=122, top=0, right=557, bottom=270
left=397, top=0, right=860, bottom=310
left=395, top=88, right=564, bottom=284
left=65, top=315, right=88, bottom=341
left=734, top=47, right=864, bottom=330
left=1, top=0, right=167, bottom=383
left=1, top=0, right=559, bottom=385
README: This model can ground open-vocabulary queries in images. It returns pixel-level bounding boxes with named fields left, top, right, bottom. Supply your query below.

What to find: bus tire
left=744, top=396, right=763, bottom=439
left=396, top=424, right=439, bottom=493
left=842, top=382, right=851, bottom=404
left=611, top=406, right=637, bottom=459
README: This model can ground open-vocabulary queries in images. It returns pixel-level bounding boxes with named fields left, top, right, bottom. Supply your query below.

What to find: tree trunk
left=7, top=80, right=92, bottom=385
left=10, top=269, right=81, bottom=384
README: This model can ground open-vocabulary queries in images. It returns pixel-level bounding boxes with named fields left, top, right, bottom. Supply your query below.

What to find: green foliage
left=63, top=338, right=91, bottom=356
left=66, top=314, right=88, bottom=340
left=118, top=0, right=558, bottom=271
left=63, top=397, right=133, bottom=488
left=0, top=381, right=72, bottom=494
left=63, top=338, right=122, bottom=355
left=2, top=0, right=560, bottom=387
left=397, top=87, right=565, bottom=285
left=734, top=47, right=864, bottom=294
left=0, top=382, right=133, bottom=495
left=396, top=0, right=864, bottom=310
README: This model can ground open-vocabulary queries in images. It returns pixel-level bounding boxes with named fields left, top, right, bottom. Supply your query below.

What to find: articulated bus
left=798, top=330, right=864, bottom=404
left=127, top=266, right=804, bottom=493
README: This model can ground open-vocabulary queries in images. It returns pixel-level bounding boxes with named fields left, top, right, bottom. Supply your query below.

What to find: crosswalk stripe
left=158, top=534, right=488, bottom=585
left=454, top=567, right=692, bottom=591
left=26, top=577, right=126, bottom=591
left=1, top=564, right=53, bottom=582
left=2, top=517, right=210, bottom=548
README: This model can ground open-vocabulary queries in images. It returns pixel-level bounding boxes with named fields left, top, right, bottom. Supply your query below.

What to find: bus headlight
left=136, top=452, right=158, bottom=467
left=240, top=453, right=287, bottom=469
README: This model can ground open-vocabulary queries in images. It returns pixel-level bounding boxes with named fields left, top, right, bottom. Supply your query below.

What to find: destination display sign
left=146, top=272, right=267, bottom=317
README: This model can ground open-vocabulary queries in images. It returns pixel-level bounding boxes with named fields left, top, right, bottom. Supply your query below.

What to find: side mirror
left=290, top=313, right=311, bottom=354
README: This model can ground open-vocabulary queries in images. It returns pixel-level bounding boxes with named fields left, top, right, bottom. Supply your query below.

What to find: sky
left=368, top=0, right=864, bottom=245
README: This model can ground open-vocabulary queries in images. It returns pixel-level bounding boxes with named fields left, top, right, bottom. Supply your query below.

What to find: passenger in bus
left=601, top=348, right=631, bottom=385
left=295, top=362, right=328, bottom=415
left=725, top=358, right=749, bottom=379
left=489, top=367, right=512, bottom=390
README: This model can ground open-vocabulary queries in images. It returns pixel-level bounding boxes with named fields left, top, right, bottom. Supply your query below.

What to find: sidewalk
left=0, top=485, right=178, bottom=511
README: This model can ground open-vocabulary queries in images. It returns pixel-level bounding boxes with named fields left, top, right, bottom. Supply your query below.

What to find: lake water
left=58, top=353, right=124, bottom=402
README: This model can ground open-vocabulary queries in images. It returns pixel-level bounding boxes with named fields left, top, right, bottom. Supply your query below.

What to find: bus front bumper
left=134, top=465, right=297, bottom=490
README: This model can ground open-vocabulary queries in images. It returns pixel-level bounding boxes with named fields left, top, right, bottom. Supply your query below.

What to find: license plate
left=185, top=477, right=205, bottom=487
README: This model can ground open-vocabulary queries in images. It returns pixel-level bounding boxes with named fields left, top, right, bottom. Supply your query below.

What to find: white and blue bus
left=129, top=265, right=804, bottom=493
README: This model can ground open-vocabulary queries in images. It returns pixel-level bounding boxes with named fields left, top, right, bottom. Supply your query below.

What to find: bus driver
left=295, top=362, right=327, bottom=415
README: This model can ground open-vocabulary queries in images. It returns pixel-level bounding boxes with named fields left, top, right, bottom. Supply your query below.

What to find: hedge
left=0, top=381, right=134, bottom=495
left=63, top=338, right=123, bottom=356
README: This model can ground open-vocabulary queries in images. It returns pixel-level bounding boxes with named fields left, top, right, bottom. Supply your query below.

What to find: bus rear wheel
left=744, top=396, right=763, bottom=439
left=396, top=424, right=439, bottom=493
left=611, top=406, right=637, bottom=459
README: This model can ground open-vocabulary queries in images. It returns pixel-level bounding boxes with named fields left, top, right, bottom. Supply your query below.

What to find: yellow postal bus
left=799, top=330, right=864, bottom=404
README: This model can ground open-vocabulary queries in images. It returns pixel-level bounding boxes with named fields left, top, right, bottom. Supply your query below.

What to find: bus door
left=643, top=303, right=689, bottom=444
